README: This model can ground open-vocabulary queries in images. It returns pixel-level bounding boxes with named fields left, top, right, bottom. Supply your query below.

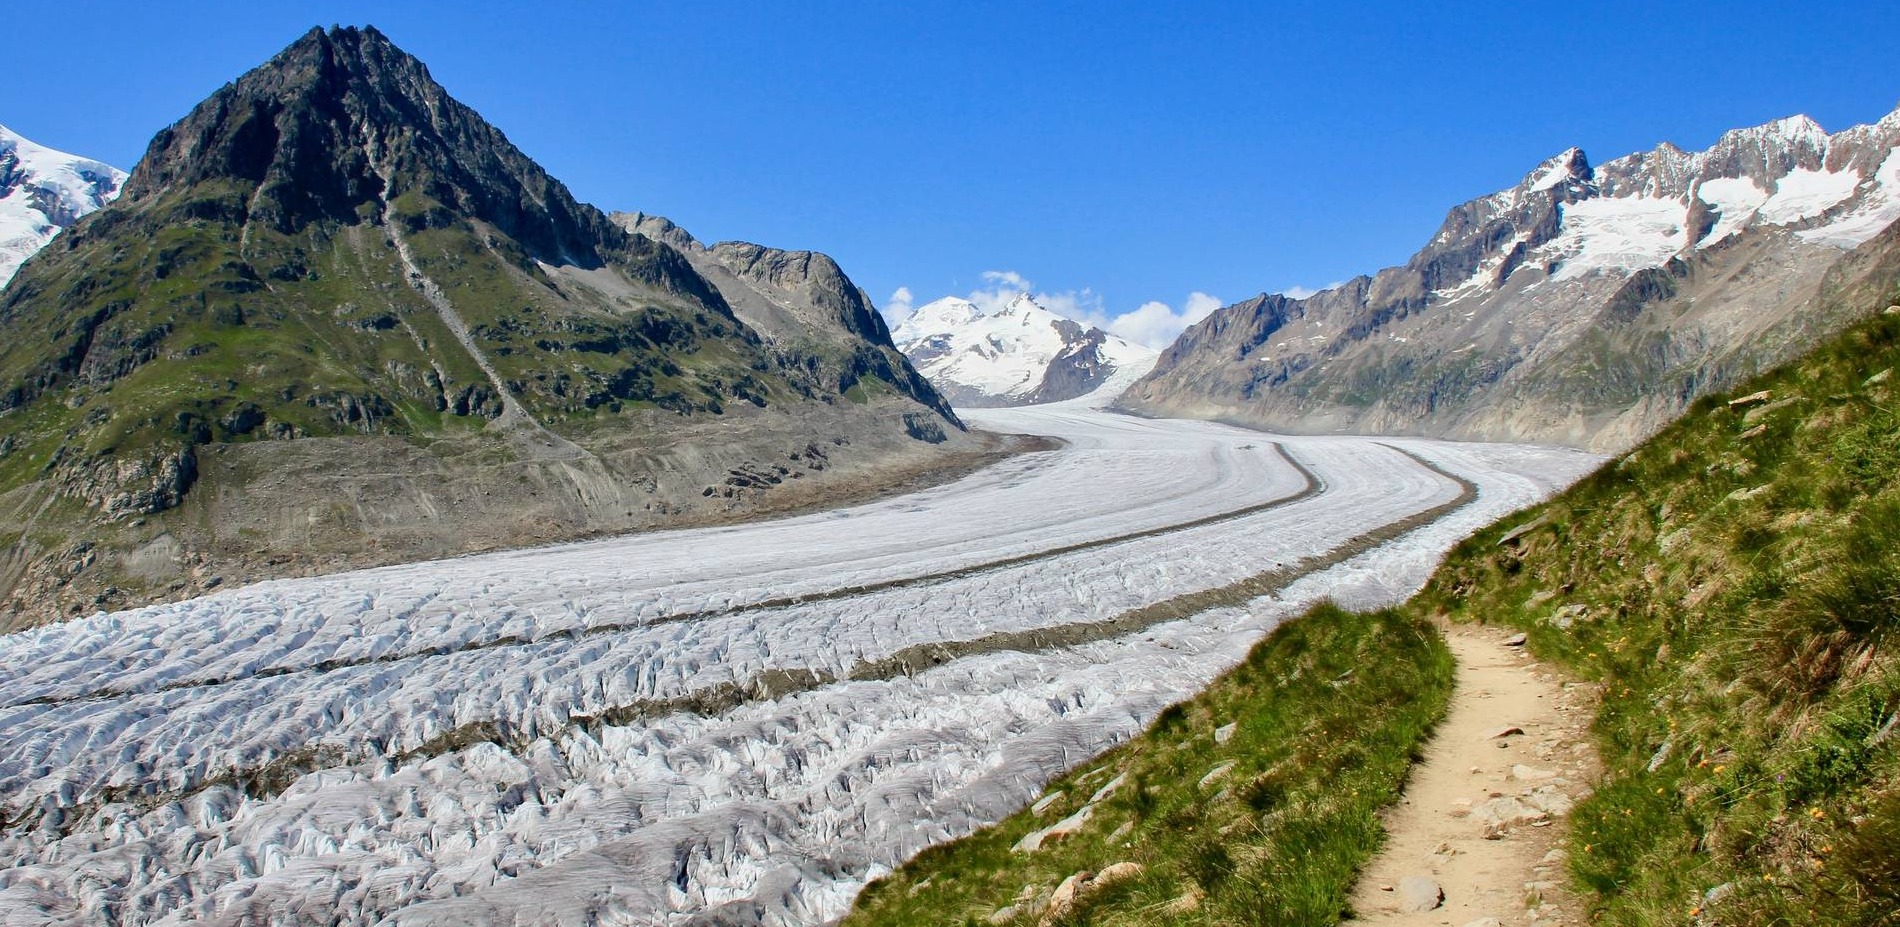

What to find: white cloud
left=1277, top=281, right=1344, bottom=300
left=979, top=270, right=1031, bottom=290
left=882, top=286, right=915, bottom=324
left=1105, top=291, right=1223, bottom=349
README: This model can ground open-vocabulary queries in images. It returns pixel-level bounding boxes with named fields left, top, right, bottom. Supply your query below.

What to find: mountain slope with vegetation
left=0, top=26, right=972, bottom=628
left=847, top=266, right=1900, bottom=926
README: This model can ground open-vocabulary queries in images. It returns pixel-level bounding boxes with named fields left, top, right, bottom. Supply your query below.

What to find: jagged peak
left=1593, top=140, right=1702, bottom=199
left=111, top=23, right=634, bottom=272
left=1520, top=146, right=1592, bottom=193
left=1711, top=113, right=1829, bottom=153
left=1001, top=291, right=1044, bottom=314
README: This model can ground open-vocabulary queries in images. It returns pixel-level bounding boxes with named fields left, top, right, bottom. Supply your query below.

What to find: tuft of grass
left=843, top=603, right=1453, bottom=927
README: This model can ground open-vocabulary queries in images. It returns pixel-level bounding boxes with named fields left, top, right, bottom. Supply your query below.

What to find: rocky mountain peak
left=121, top=25, right=626, bottom=271
left=1001, top=292, right=1042, bottom=315
left=1595, top=141, right=1698, bottom=199
left=1700, top=113, right=1831, bottom=188
left=1520, top=146, right=1592, bottom=194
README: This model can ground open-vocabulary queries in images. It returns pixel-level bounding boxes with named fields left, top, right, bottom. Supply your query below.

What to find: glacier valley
left=0, top=403, right=1598, bottom=926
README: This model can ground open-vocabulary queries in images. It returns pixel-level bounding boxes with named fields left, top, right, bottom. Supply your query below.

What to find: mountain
left=0, top=26, right=968, bottom=628
left=892, top=293, right=1158, bottom=406
left=0, top=124, right=126, bottom=286
left=1122, top=106, right=1900, bottom=451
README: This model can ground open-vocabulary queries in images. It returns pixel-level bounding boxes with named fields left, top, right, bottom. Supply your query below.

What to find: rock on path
left=1346, top=623, right=1601, bottom=927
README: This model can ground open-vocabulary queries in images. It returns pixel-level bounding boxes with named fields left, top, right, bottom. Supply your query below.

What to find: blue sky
left=6, top=1, right=1900, bottom=345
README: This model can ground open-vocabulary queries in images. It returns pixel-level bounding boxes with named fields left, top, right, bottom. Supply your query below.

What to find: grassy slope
left=1418, top=307, right=1900, bottom=926
left=0, top=173, right=935, bottom=502
left=844, top=604, right=1453, bottom=927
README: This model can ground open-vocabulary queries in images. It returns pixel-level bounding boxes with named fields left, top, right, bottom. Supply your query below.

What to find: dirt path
left=1347, top=623, right=1601, bottom=927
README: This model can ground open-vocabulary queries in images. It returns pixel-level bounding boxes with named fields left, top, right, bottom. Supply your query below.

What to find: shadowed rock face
left=0, top=25, right=963, bottom=627
left=1123, top=108, right=1900, bottom=452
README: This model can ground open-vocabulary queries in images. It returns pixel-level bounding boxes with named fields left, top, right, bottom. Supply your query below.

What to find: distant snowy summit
left=0, top=123, right=126, bottom=286
left=893, top=292, right=1157, bottom=407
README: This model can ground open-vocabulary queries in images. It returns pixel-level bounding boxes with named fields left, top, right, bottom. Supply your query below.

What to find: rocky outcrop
left=1123, top=106, right=1900, bottom=451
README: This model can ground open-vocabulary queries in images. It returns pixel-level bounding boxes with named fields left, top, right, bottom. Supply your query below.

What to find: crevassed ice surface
left=0, top=406, right=1600, bottom=926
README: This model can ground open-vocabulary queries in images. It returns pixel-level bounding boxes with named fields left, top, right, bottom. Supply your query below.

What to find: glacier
left=0, top=124, right=125, bottom=286
left=0, top=406, right=1598, bottom=926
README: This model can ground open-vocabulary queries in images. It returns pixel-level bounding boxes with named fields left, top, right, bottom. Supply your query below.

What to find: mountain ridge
left=1122, top=104, right=1900, bottom=450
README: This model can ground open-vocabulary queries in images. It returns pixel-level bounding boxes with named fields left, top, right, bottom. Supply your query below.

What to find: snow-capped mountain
left=0, top=124, right=125, bottom=287
left=1124, top=105, right=1900, bottom=451
left=893, top=293, right=1158, bottom=407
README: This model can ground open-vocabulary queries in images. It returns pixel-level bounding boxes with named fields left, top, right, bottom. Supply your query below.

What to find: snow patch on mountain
left=1548, top=195, right=1689, bottom=280
left=1800, top=147, right=1900, bottom=246
left=893, top=293, right=1157, bottom=407
left=0, top=124, right=126, bottom=287
left=1757, top=167, right=1861, bottom=226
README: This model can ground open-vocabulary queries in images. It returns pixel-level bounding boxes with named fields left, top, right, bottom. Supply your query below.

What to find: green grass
left=1414, top=305, right=1900, bottom=927
left=843, top=604, right=1453, bottom=927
